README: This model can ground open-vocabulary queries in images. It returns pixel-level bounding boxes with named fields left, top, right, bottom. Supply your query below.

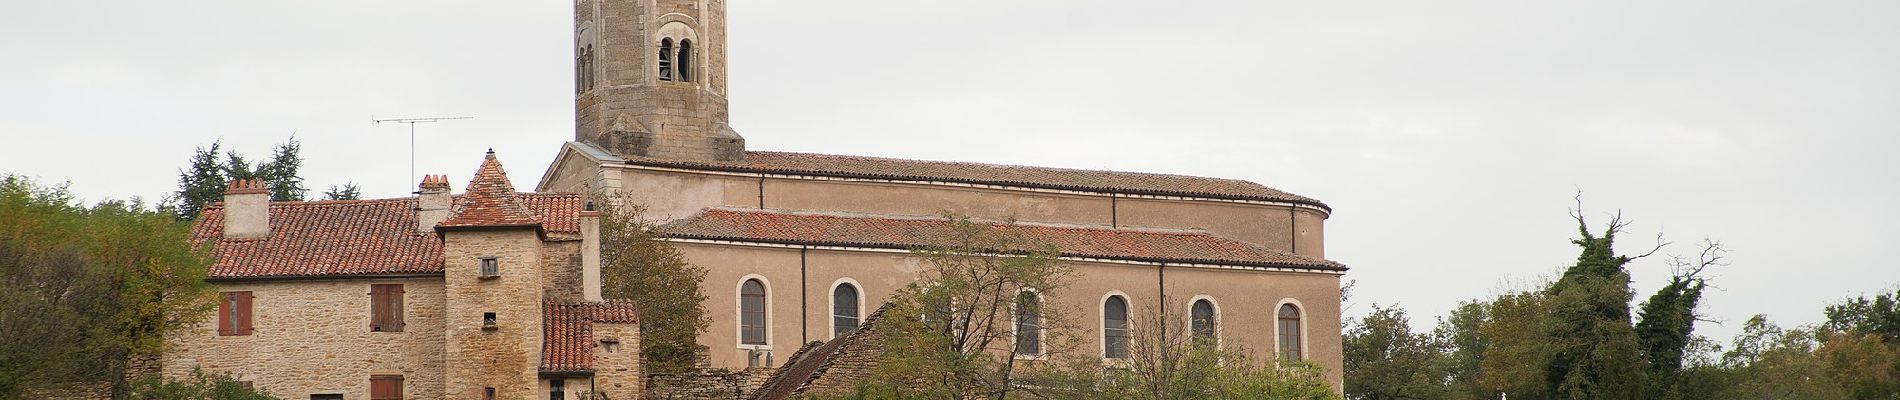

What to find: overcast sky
left=3, top=0, right=1896, bottom=342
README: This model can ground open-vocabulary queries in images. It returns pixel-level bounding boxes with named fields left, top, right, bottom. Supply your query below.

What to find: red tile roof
left=665, top=209, right=1344, bottom=270
left=614, top=150, right=1329, bottom=211
left=191, top=193, right=583, bottom=280
left=542, top=300, right=639, bottom=373
left=439, top=151, right=543, bottom=230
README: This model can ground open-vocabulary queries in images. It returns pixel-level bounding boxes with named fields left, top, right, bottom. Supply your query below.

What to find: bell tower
left=575, top=0, right=744, bottom=162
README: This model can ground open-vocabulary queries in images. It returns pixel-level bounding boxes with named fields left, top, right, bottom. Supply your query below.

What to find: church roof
left=439, top=151, right=544, bottom=230
left=541, top=300, right=640, bottom=373
left=190, top=193, right=582, bottom=280
left=588, top=145, right=1327, bottom=211
left=664, top=208, right=1344, bottom=271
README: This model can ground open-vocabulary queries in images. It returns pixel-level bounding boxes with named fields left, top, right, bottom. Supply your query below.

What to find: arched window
left=676, top=39, right=694, bottom=82
left=1278, top=303, right=1302, bottom=361
left=1191, top=299, right=1216, bottom=344
left=1104, top=295, right=1129, bottom=359
left=831, top=282, right=860, bottom=338
left=1014, top=291, right=1041, bottom=356
left=658, top=38, right=675, bottom=81
left=740, top=279, right=766, bottom=345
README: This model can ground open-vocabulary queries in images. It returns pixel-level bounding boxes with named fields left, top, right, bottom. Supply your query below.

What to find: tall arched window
left=1014, top=291, right=1041, bottom=356
left=1104, top=295, right=1130, bottom=359
left=740, top=279, right=766, bottom=345
left=1191, top=299, right=1217, bottom=344
left=831, top=283, right=860, bottom=338
left=676, top=39, right=694, bottom=82
left=1278, top=303, right=1302, bottom=361
left=658, top=38, right=675, bottom=81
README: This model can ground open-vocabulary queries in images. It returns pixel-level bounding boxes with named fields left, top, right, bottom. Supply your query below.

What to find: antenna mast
left=373, top=116, right=473, bottom=193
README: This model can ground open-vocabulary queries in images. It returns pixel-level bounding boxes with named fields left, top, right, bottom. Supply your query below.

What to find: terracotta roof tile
left=439, top=151, right=542, bottom=229
left=615, top=150, right=1328, bottom=211
left=191, top=193, right=583, bottom=280
left=541, top=301, right=640, bottom=372
left=665, top=209, right=1344, bottom=270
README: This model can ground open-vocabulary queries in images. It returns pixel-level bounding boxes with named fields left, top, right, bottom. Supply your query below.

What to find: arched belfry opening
left=574, top=0, right=744, bottom=162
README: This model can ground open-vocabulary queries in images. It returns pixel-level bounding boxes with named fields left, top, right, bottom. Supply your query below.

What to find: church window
left=1279, top=303, right=1303, bottom=361
left=1015, top=291, right=1042, bottom=356
left=369, top=375, right=403, bottom=400
left=218, top=291, right=253, bottom=336
left=658, top=38, right=675, bottom=81
left=1191, top=298, right=1216, bottom=344
left=740, top=279, right=767, bottom=345
left=479, top=257, right=499, bottom=278
left=831, top=282, right=860, bottom=338
left=1103, top=295, right=1129, bottom=359
left=677, top=39, right=694, bottom=82
left=370, top=284, right=404, bottom=332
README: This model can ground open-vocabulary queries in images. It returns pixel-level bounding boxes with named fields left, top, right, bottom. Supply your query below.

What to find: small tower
left=575, top=0, right=745, bottom=162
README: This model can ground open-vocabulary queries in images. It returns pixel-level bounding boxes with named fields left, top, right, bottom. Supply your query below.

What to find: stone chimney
left=581, top=202, right=602, bottom=302
left=222, top=179, right=270, bottom=239
left=417, top=174, right=452, bottom=233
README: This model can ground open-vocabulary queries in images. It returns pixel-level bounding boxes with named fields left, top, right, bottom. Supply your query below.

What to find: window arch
left=1103, top=294, right=1130, bottom=359
left=831, top=280, right=861, bottom=338
left=676, top=39, right=694, bottom=82
left=1191, top=298, right=1217, bottom=344
left=1278, top=303, right=1303, bottom=361
left=1014, top=291, right=1041, bottom=356
left=658, top=38, right=675, bottom=81
left=740, top=278, right=767, bottom=345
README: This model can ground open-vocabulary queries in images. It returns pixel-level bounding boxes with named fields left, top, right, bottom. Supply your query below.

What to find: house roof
left=753, top=304, right=892, bottom=400
left=541, top=300, right=639, bottom=373
left=439, top=151, right=543, bottom=229
left=190, top=193, right=582, bottom=280
left=664, top=208, right=1344, bottom=271
left=579, top=143, right=1327, bottom=211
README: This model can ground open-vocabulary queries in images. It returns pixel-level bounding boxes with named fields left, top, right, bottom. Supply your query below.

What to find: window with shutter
left=236, top=292, right=253, bottom=335
left=219, top=291, right=255, bottom=336
left=369, top=375, right=403, bottom=400
left=371, top=284, right=404, bottom=332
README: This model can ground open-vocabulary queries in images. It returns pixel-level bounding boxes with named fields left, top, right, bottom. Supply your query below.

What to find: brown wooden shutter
left=369, top=285, right=386, bottom=331
left=369, top=375, right=403, bottom=400
left=235, top=292, right=254, bottom=335
left=390, top=285, right=405, bottom=332
left=370, top=284, right=404, bottom=332
left=216, top=293, right=232, bottom=336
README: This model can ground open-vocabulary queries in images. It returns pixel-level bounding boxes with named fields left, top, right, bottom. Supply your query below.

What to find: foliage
left=1345, top=304, right=1448, bottom=400
left=598, top=202, right=711, bottom=373
left=1433, top=301, right=1491, bottom=400
left=871, top=214, right=1075, bottom=399
left=170, top=137, right=308, bottom=220
left=1540, top=212, right=1648, bottom=399
left=0, top=175, right=217, bottom=398
left=127, top=368, right=278, bottom=400
left=321, top=183, right=361, bottom=201
left=1024, top=306, right=1339, bottom=400
left=1632, top=240, right=1720, bottom=399
left=1824, top=287, right=1900, bottom=343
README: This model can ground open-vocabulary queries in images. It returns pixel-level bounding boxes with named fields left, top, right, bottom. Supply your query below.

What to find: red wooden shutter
left=216, top=293, right=233, bottom=336
left=369, top=285, right=386, bottom=331
left=390, top=285, right=405, bottom=332
left=235, top=292, right=254, bottom=335
left=369, top=375, right=403, bottom=400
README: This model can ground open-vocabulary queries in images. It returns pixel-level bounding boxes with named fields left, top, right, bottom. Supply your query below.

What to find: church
left=160, top=0, right=1346, bottom=398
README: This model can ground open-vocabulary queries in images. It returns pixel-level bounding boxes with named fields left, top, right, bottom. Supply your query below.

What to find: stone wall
left=544, top=240, right=586, bottom=302
left=162, top=277, right=448, bottom=399
left=443, top=228, right=548, bottom=398
left=646, top=368, right=771, bottom=400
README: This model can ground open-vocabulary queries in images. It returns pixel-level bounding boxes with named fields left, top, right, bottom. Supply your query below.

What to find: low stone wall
left=645, top=368, right=772, bottom=400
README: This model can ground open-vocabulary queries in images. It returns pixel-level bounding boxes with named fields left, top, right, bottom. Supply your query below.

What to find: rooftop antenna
left=373, top=116, right=473, bottom=193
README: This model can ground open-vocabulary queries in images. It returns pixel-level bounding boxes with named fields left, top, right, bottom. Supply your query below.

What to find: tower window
left=677, top=39, right=694, bottom=82
left=658, top=38, right=675, bottom=81
left=483, top=312, right=498, bottom=330
left=479, top=257, right=499, bottom=278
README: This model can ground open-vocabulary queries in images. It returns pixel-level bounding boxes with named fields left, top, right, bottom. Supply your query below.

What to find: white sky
left=3, top=0, right=1896, bottom=343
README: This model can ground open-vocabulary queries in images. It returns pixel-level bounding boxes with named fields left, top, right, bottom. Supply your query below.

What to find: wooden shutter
left=216, top=293, right=233, bottom=336
left=369, top=375, right=403, bottom=400
left=390, top=285, right=404, bottom=332
left=235, top=292, right=254, bottom=335
left=370, top=285, right=387, bottom=331
left=370, top=284, right=405, bottom=332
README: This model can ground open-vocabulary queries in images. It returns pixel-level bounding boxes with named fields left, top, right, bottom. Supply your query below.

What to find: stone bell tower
left=574, top=0, right=745, bottom=162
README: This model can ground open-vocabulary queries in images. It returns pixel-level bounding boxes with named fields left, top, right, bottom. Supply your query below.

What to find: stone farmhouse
left=162, top=0, right=1349, bottom=398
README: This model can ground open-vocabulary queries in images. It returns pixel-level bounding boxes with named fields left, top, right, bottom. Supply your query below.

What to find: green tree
left=171, top=137, right=309, bottom=220
left=0, top=175, right=218, bottom=398
left=172, top=141, right=228, bottom=220
left=1824, top=287, right=1900, bottom=343
left=321, top=183, right=361, bottom=201
left=1539, top=210, right=1652, bottom=399
left=1345, top=304, right=1448, bottom=400
left=127, top=368, right=278, bottom=400
left=1633, top=240, right=1721, bottom=399
left=598, top=203, right=711, bottom=373
left=1434, top=301, right=1492, bottom=400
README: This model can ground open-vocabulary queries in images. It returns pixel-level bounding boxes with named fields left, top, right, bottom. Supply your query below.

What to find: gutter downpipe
left=800, top=245, right=809, bottom=344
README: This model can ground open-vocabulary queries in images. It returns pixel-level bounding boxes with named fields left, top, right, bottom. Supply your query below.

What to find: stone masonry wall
left=163, top=278, right=447, bottom=399
left=543, top=240, right=585, bottom=302
left=646, top=368, right=771, bottom=400
left=443, top=229, right=547, bottom=399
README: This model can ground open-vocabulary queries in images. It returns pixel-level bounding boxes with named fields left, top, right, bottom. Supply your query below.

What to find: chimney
left=417, top=175, right=452, bottom=233
left=222, top=179, right=271, bottom=239
left=581, top=201, right=603, bottom=302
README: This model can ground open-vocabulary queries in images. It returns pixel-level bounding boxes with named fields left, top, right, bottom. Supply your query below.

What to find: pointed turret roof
left=438, top=150, right=542, bottom=230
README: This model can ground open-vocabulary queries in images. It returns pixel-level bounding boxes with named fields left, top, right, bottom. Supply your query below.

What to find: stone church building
left=162, top=0, right=1346, bottom=398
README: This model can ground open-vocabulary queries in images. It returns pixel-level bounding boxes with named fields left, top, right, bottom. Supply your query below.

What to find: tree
left=127, top=368, right=278, bottom=400
left=170, top=137, right=309, bottom=220
left=1539, top=209, right=1652, bottom=399
left=1823, top=287, right=1900, bottom=343
left=871, top=214, right=1076, bottom=399
left=597, top=203, right=710, bottom=373
left=1633, top=240, right=1721, bottom=399
left=321, top=183, right=361, bottom=201
left=1033, top=304, right=1340, bottom=400
left=1434, top=301, right=1492, bottom=400
left=172, top=141, right=228, bottom=220
left=0, top=175, right=218, bottom=398
left=1345, top=304, right=1448, bottom=400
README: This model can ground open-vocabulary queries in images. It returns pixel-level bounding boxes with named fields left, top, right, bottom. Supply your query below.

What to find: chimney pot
left=417, top=174, right=452, bottom=233
left=222, top=179, right=271, bottom=239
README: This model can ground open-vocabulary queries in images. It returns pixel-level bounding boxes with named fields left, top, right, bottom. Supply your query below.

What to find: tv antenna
left=373, top=116, right=473, bottom=193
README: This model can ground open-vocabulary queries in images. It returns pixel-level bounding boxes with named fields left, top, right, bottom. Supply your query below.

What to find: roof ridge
left=697, top=207, right=1221, bottom=236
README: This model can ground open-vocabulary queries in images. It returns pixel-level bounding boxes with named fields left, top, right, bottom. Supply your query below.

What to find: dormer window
left=479, top=257, right=499, bottom=278
left=658, top=38, right=675, bottom=81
